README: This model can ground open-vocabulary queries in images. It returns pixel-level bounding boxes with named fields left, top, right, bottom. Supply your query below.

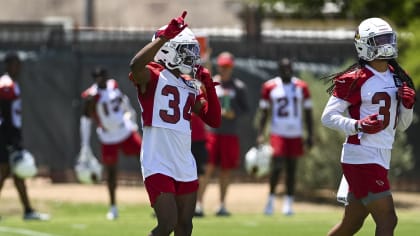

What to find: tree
left=246, top=0, right=420, bottom=26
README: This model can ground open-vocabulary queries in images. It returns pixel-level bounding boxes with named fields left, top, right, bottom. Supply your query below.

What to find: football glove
left=398, top=82, right=416, bottom=109
left=155, top=11, right=188, bottom=40
left=195, top=65, right=218, bottom=88
left=357, top=113, right=383, bottom=134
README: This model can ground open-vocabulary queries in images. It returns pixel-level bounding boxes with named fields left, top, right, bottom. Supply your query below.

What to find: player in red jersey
left=79, top=66, right=142, bottom=220
left=256, top=57, right=313, bottom=216
left=321, top=17, right=415, bottom=235
left=129, top=11, right=221, bottom=236
left=0, top=52, right=49, bottom=220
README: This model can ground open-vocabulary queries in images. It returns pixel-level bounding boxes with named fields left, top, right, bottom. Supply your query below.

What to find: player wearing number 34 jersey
left=129, top=10, right=221, bottom=236
left=135, top=62, right=204, bottom=181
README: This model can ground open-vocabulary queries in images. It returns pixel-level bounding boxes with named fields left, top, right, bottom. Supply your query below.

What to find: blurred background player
left=192, top=34, right=211, bottom=217
left=79, top=66, right=142, bottom=220
left=129, top=10, right=221, bottom=236
left=256, top=57, right=313, bottom=216
left=0, top=52, right=49, bottom=220
left=321, top=17, right=415, bottom=235
left=196, top=51, right=249, bottom=217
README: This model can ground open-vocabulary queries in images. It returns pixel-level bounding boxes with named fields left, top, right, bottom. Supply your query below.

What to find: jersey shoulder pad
left=0, top=75, right=18, bottom=100
left=293, top=77, right=308, bottom=88
left=332, top=67, right=373, bottom=100
left=81, top=84, right=97, bottom=99
left=147, top=62, right=165, bottom=75
left=107, top=79, right=119, bottom=89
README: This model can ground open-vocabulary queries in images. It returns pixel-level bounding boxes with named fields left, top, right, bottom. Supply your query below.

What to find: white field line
left=0, top=226, right=61, bottom=236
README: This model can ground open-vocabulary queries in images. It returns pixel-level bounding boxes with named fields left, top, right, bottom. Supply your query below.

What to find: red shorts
left=144, top=173, right=199, bottom=207
left=206, top=133, right=240, bottom=169
left=101, top=131, right=142, bottom=165
left=342, top=163, right=390, bottom=200
left=270, top=135, right=303, bottom=158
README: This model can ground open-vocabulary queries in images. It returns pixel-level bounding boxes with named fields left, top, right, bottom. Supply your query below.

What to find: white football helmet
left=354, top=17, right=397, bottom=61
left=245, top=144, right=273, bottom=178
left=153, top=26, right=200, bottom=74
left=75, top=146, right=102, bottom=184
left=9, top=150, right=38, bottom=179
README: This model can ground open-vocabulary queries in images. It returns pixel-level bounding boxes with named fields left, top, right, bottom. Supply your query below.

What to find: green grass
left=0, top=202, right=419, bottom=236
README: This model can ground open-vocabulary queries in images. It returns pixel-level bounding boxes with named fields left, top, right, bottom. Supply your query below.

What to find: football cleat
left=23, top=211, right=50, bottom=221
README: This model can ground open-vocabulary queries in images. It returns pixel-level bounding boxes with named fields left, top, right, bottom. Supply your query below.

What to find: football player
left=321, top=17, right=415, bottom=235
left=0, top=52, right=49, bottom=220
left=129, top=11, right=221, bottom=236
left=256, top=57, right=313, bottom=216
left=79, top=66, right=142, bottom=220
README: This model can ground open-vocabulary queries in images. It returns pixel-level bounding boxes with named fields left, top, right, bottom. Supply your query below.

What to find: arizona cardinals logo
left=354, top=30, right=360, bottom=40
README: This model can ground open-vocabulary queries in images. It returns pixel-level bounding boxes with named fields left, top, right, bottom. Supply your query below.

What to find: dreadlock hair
left=321, top=58, right=415, bottom=95
left=321, top=59, right=367, bottom=95
left=388, top=58, right=415, bottom=90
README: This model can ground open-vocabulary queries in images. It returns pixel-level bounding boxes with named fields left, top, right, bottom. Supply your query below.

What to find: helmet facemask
left=367, top=32, right=397, bottom=60
left=354, top=18, right=398, bottom=61
left=168, top=43, right=200, bottom=74
left=153, top=27, right=201, bottom=75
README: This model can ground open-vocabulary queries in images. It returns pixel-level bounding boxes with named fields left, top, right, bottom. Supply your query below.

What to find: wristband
left=355, top=121, right=363, bottom=132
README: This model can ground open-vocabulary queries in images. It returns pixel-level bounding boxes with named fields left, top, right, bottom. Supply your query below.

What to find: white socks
left=282, top=195, right=294, bottom=215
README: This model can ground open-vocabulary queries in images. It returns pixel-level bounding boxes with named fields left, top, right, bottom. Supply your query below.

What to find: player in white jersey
left=79, top=67, right=142, bottom=220
left=129, top=11, right=221, bottom=236
left=256, top=58, right=313, bottom=216
left=321, top=18, right=415, bottom=236
left=0, top=52, right=49, bottom=220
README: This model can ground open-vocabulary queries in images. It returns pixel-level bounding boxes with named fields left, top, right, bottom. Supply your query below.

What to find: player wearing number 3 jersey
left=129, top=11, right=221, bottom=236
left=321, top=17, right=415, bottom=236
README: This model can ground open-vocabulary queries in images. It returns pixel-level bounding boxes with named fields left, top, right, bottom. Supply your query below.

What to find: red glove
left=357, top=113, right=384, bottom=134
left=398, top=82, right=416, bottom=109
left=195, top=65, right=221, bottom=128
left=155, top=11, right=188, bottom=40
left=195, top=65, right=213, bottom=88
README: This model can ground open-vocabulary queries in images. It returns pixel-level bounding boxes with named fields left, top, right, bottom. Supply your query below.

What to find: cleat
left=106, top=207, right=118, bottom=220
left=264, top=201, right=274, bottom=215
left=194, top=209, right=205, bottom=217
left=282, top=195, right=294, bottom=216
left=23, top=211, right=50, bottom=221
left=215, top=207, right=231, bottom=217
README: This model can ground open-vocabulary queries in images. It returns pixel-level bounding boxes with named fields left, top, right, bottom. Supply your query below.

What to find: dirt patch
left=2, top=178, right=420, bottom=214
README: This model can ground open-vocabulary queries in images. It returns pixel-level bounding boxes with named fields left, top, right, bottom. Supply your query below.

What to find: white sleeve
left=303, top=98, right=312, bottom=109
left=321, top=96, right=358, bottom=136
left=80, top=116, right=92, bottom=147
left=259, top=99, right=270, bottom=109
left=397, top=105, right=413, bottom=131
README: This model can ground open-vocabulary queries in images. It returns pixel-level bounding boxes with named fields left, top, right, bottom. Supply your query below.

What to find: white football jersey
left=135, top=62, right=200, bottom=181
left=82, top=79, right=136, bottom=144
left=259, top=76, right=312, bottom=138
left=322, top=65, right=413, bottom=168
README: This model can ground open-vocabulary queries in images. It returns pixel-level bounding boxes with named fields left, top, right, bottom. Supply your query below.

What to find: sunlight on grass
left=0, top=202, right=419, bottom=236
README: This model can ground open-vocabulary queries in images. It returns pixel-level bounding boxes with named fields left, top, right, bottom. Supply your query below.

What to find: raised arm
left=129, top=11, right=188, bottom=90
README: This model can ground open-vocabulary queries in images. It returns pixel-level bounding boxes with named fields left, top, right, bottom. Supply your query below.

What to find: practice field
left=1, top=178, right=420, bottom=236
